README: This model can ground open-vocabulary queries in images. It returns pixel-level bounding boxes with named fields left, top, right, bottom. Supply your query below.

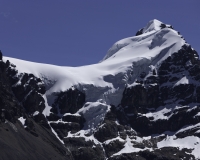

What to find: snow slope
left=4, top=20, right=184, bottom=95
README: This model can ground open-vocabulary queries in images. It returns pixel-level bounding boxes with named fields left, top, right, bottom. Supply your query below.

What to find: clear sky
left=0, top=0, right=200, bottom=66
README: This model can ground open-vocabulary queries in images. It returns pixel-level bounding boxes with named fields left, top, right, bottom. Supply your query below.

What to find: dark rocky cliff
left=0, top=54, right=70, bottom=160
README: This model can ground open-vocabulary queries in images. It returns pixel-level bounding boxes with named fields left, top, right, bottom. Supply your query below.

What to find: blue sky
left=0, top=0, right=200, bottom=66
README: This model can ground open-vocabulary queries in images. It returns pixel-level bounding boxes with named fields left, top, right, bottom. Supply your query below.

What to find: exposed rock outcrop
left=52, top=88, right=85, bottom=114
left=0, top=52, right=69, bottom=160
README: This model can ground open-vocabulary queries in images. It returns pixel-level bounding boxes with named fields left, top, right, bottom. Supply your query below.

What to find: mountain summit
left=1, top=19, right=200, bottom=159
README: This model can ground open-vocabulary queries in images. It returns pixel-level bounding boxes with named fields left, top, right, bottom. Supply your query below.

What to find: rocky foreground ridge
left=1, top=19, right=200, bottom=159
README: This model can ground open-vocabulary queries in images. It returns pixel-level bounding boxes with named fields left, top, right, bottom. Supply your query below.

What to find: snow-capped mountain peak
left=101, top=19, right=182, bottom=64
left=1, top=19, right=200, bottom=159
left=142, top=19, right=165, bottom=33
left=3, top=19, right=186, bottom=130
left=101, top=19, right=167, bottom=61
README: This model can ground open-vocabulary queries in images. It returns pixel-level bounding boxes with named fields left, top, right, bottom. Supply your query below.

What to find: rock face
left=0, top=56, right=69, bottom=160
left=0, top=50, right=2, bottom=60
left=0, top=59, right=22, bottom=123
left=1, top=19, right=200, bottom=159
left=52, top=88, right=85, bottom=114
left=120, top=44, right=200, bottom=136
left=46, top=89, right=86, bottom=141
left=64, top=137, right=105, bottom=160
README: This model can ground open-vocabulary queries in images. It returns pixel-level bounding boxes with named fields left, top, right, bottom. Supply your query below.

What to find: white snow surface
left=157, top=135, right=200, bottom=158
left=18, top=117, right=26, bottom=126
left=4, top=19, right=185, bottom=133
left=174, top=76, right=189, bottom=87
left=78, top=102, right=110, bottom=133
left=113, top=136, right=146, bottom=156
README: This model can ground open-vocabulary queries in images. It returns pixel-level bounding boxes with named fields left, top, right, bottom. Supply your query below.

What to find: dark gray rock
left=135, top=28, right=143, bottom=36
left=64, top=137, right=105, bottom=160
left=52, top=88, right=85, bottom=114
left=103, top=140, right=125, bottom=157
left=0, top=57, right=69, bottom=159
left=62, top=114, right=85, bottom=128
left=50, top=122, right=82, bottom=139
left=0, top=50, right=2, bottom=60
left=23, top=90, right=45, bottom=114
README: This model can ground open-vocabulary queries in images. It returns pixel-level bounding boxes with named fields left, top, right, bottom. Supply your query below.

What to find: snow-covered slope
left=4, top=19, right=184, bottom=104
left=2, top=19, right=200, bottom=159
